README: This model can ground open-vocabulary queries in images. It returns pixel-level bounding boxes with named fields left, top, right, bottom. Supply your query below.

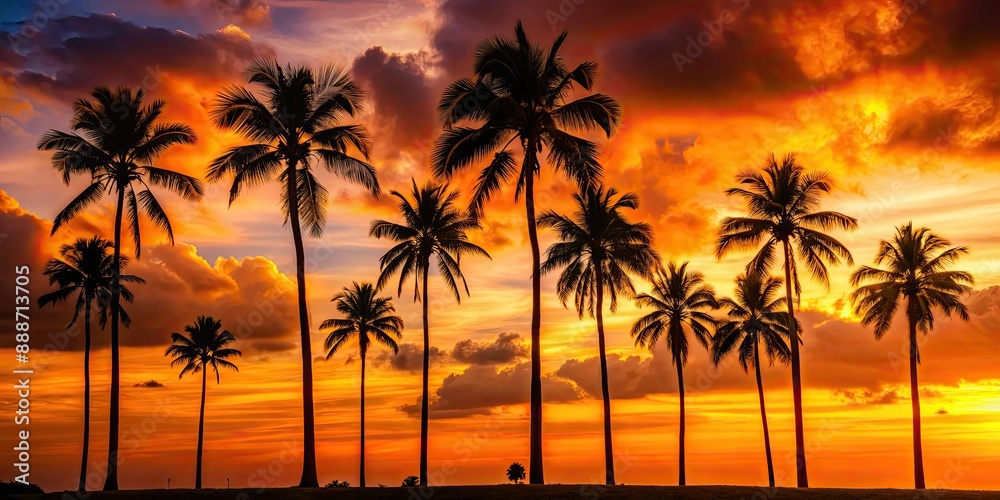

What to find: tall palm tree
left=711, top=272, right=795, bottom=488
left=320, top=282, right=403, bottom=488
left=370, top=180, right=489, bottom=486
left=38, top=86, right=202, bottom=490
left=631, top=262, right=717, bottom=485
left=849, top=223, right=972, bottom=489
left=431, top=22, right=621, bottom=483
left=715, top=153, right=856, bottom=487
left=164, top=316, right=242, bottom=489
left=207, top=60, right=380, bottom=487
left=539, top=185, right=658, bottom=484
left=37, top=236, right=144, bottom=492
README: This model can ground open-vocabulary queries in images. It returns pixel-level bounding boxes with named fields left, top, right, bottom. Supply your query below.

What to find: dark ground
left=9, top=485, right=999, bottom=500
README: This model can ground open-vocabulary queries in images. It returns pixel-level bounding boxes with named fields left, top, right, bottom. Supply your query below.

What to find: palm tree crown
left=38, top=86, right=202, bottom=256
left=165, top=316, right=242, bottom=383
left=38, top=236, right=144, bottom=327
left=370, top=180, right=491, bottom=301
left=321, top=282, right=404, bottom=359
left=208, top=59, right=380, bottom=235
left=540, top=185, right=660, bottom=317
left=431, top=21, right=622, bottom=214
left=716, top=153, right=856, bottom=293
left=850, top=222, right=973, bottom=339
left=712, top=273, right=794, bottom=372
left=632, top=262, right=718, bottom=363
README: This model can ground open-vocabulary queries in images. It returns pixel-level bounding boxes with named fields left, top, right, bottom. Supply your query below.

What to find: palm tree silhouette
left=849, top=223, right=972, bottom=489
left=539, top=185, right=658, bottom=485
left=631, top=262, right=717, bottom=486
left=165, top=316, right=242, bottom=489
left=715, top=153, right=856, bottom=487
left=370, top=180, right=489, bottom=485
left=431, top=22, right=621, bottom=483
left=320, top=282, right=403, bottom=488
left=711, top=272, right=795, bottom=488
left=37, top=236, right=144, bottom=492
left=37, top=86, right=201, bottom=490
left=207, top=60, right=380, bottom=487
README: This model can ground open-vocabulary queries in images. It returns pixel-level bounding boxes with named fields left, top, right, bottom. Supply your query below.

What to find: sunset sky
left=2, top=0, right=1000, bottom=492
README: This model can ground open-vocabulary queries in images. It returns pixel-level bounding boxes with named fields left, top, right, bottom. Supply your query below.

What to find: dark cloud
left=351, top=47, right=438, bottom=159
left=159, top=0, right=272, bottom=27
left=373, top=342, right=447, bottom=373
left=1, top=13, right=274, bottom=104
left=556, top=353, right=672, bottom=400
left=833, top=387, right=903, bottom=406
left=398, top=362, right=582, bottom=419
left=451, top=332, right=528, bottom=365
left=134, top=380, right=166, bottom=388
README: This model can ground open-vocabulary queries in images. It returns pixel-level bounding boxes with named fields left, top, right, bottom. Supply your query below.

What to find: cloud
left=0, top=190, right=300, bottom=354
left=398, top=362, right=582, bottom=419
left=134, top=380, right=166, bottom=388
left=451, top=332, right=528, bottom=365
left=3, top=13, right=274, bottom=104
left=833, top=387, right=903, bottom=406
left=373, top=342, right=447, bottom=373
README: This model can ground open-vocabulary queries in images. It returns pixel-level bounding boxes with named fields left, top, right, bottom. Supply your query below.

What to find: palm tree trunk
left=908, top=306, right=926, bottom=489
left=419, top=264, right=430, bottom=486
left=196, top=367, right=207, bottom=489
left=79, top=301, right=92, bottom=492
left=782, top=240, right=808, bottom=487
left=754, top=340, right=775, bottom=488
left=360, top=353, right=367, bottom=488
left=103, top=187, right=125, bottom=491
left=594, top=266, right=615, bottom=485
left=675, top=354, right=686, bottom=486
left=287, top=163, right=319, bottom=488
left=524, top=151, right=544, bottom=485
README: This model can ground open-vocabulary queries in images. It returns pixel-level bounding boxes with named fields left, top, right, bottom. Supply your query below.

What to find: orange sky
left=1, top=0, right=1000, bottom=492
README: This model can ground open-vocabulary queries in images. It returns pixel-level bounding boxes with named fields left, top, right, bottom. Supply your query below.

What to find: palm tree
left=38, top=86, right=201, bottom=490
left=711, top=272, right=795, bottom=488
left=849, top=223, right=972, bottom=489
left=539, top=185, right=658, bottom=484
left=370, top=180, right=489, bottom=485
left=37, top=236, right=144, bottom=492
left=164, top=316, right=242, bottom=489
left=207, top=60, right=380, bottom=487
left=631, top=262, right=717, bottom=485
left=715, top=153, right=856, bottom=487
left=431, top=22, right=621, bottom=483
left=320, top=282, right=403, bottom=488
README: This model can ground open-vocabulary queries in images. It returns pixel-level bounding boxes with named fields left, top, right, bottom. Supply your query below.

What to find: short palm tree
left=38, top=86, right=201, bottom=490
left=849, top=223, right=972, bottom=489
left=370, top=180, right=489, bottom=485
left=432, top=22, right=621, bottom=483
left=631, top=262, right=717, bottom=486
left=715, top=153, right=856, bottom=487
left=632, top=262, right=719, bottom=485
left=711, top=272, right=795, bottom=488
left=320, top=282, right=403, bottom=488
left=207, top=60, right=380, bottom=487
left=37, top=236, right=144, bottom=492
left=539, top=185, right=658, bottom=485
left=165, top=316, right=241, bottom=489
